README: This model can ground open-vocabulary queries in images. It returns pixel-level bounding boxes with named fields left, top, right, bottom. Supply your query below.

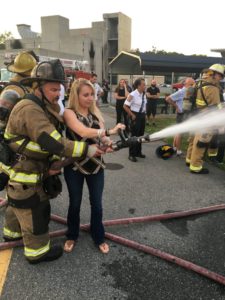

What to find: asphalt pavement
left=1, top=106, right=225, bottom=300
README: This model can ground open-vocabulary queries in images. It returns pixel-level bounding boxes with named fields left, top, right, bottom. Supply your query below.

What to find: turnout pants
left=186, top=135, right=194, bottom=165
left=3, top=182, right=51, bottom=261
left=189, top=132, right=217, bottom=172
left=129, top=112, right=146, bottom=157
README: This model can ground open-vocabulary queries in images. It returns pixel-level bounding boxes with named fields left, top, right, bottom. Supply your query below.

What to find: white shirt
left=93, top=83, right=103, bottom=101
left=58, top=84, right=65, bottom=116
left=124, top=89, right=147, bottom=113
left=170, top=87, right=186, bottom=113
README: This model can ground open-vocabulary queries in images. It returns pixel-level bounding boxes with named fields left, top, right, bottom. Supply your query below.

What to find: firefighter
left=1, top=59, right=102, bottom=264
left=0, top=90, right=21, bottom=131
left=0, top=90, right=22, bottom=190
left=186, top=64, right=224, bottom=174
left=4, top=50, right=38, bottom=97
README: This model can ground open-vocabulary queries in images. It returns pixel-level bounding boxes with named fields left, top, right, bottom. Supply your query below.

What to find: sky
left=1, top=0, right=225, bottom=57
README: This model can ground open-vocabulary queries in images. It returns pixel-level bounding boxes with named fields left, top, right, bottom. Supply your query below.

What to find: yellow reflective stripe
left=0, top=163, right=11, bottom=175
left=3, top=227, right=22, bottom=239
left=196, top=99, right=207, bottom=106
left=9, top=171, right=40, bottom=184
left=4, top=132, right=48, bottom=154
left=50, top=130, right=61, bottom=141
left=50, top=155, right=60, bottom=161
left=15, top=140, right=48, bottom=154
left=4, top=132, right=16, bottom=139
left=186, top=158, right=191, bottom=163
left=190, top=164, right=202, bottom=171
left=217, top=103, right=223, bottom=110
left=208, top=152, right=218, bottom=157
left=24, top=241, right=50, bottom=258
left=72, top=141, right=85, bottom=157
left=1, top=165, right=40, bottom=184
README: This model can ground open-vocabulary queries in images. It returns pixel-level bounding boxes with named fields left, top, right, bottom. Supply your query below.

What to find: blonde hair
left=68, top=78, right=104, bottom=123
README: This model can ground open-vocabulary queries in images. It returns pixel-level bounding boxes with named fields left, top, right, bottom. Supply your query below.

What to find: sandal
left=99, top=242, right=109, bottom=254
left=64, top=240, right=76, bottom=253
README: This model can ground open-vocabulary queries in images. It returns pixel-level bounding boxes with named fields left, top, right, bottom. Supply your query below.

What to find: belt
left=131, top=111, right=146, bottom=114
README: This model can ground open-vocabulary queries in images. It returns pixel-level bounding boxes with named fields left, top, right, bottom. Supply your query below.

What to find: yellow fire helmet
left=155, top=144, right=175, bottom=160
left=7, top=51, right=37, bottom=75
left=208, top=64, right=225, bottom=77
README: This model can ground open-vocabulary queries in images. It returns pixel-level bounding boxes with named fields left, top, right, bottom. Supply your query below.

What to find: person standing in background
left=114, top=79, right=129, bottom=127
left=101, top=79, right=110, bottom=104
left=166, top=78, right=195, bottom=156
left=124, top=78, right=146, bottom=162
left=90, top=73, right=103, bottom=107
left=146, top=80, right=160, bottom=126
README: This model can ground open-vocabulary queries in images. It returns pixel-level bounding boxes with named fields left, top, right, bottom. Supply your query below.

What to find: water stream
left=149, top=108, right=225, bottom=141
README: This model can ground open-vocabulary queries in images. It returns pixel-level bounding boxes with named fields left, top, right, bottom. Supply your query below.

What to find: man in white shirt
left=124, top=78, right=147, bottom=162
left=90, top=73, right=103, bottom=107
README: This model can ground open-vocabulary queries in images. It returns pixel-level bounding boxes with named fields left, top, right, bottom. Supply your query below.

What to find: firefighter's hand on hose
left=87, top=144, right=105, bottom=158
left=48, top=169, right=61, bottom=176
left=100, top=136, right=114, bottom=153
left=48, top=157, right=75, bottom=174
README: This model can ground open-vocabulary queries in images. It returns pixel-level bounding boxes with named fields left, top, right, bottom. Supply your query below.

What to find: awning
left=109, top=51, right=225, bottom=75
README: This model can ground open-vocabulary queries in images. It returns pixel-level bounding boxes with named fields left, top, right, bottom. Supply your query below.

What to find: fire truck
left=1, top=55, right=91, bottom=85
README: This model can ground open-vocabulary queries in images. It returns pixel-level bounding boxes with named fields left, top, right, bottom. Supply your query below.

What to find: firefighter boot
left=27, top=245, right=63, bottom=264
left=190, top=168, right=209, bottom=174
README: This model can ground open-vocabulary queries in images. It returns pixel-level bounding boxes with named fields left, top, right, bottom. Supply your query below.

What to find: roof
left=109, top=51, right=225, bottom=75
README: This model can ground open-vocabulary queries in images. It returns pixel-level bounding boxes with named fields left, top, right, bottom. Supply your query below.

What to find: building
left=0, top=13, right=131, bottom=82
left=211, top=48, right=225, bottom=57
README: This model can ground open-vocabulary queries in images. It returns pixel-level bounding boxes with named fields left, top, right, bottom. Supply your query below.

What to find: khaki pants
left=186, top=135, right=194, bottom=164
left=3, top=182, right=51, bottom=261
left=189, top=132, right=216, bottom=172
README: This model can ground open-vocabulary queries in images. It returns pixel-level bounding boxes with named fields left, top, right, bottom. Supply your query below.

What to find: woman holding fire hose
left=63, top=78, right=125, bottom=254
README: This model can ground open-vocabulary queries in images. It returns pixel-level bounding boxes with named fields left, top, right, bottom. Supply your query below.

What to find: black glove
left=0, top=172, right=9, bottom=191
left=43, top=175, right=62, bottom=198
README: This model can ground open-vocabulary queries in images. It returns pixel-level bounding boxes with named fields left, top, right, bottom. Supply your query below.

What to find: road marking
left=0, top=249, right=12, bottom=296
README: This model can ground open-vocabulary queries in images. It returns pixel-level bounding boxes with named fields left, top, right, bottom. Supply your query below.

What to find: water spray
left=115, top=107, right=225, bottom=147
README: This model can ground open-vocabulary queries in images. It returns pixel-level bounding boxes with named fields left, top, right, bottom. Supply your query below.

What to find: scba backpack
left=182, top=80, right=218, bottom=113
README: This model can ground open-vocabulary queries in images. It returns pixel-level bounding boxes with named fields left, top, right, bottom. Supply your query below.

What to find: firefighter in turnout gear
left=0, top=51, right=38, bottom=190
left=4, top=50, right=38, bottom=97
left=186, top=64, right=224, bottom=174
left=1, top=59, right=100, bottom=264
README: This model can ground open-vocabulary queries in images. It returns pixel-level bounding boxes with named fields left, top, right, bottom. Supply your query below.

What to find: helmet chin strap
left=39, top=83, right=51, bottom=105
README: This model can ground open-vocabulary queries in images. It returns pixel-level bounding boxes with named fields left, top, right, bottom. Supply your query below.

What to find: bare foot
left=64, top=240, right=76, bottom=253
left=99, top=243, right=109, bottom=254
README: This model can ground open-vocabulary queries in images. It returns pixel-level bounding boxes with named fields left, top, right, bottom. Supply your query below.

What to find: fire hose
left=1, top=131, right=225, bottom=285
left=1, top=204, right=225, bottom=286
left=111, top=129, right=152, bottom=152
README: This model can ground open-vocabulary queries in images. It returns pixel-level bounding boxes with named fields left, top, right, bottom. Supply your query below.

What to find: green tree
left=130, top=46, right=206, bottom=57
left=0, top=31, right=13, bottom=44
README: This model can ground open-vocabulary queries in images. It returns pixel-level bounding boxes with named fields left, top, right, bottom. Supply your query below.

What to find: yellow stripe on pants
left=0, top=249, right=13, bottom=296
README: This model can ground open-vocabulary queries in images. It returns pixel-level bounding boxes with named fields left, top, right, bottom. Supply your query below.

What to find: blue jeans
left=64, top=166, right=105, bottom=245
